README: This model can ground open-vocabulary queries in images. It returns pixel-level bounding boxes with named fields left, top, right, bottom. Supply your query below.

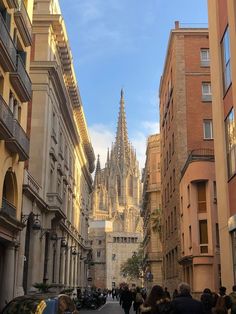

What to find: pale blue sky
left=60, top=0, right=208, bottom=168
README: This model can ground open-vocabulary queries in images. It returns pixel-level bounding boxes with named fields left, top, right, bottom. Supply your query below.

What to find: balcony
left=181, top=148, right=214, bottom=178
left=14, top=0, right=32, bottom=46
left=47, top=193, right=66, bottom=220
left=0, top=94, right=13, bottom=139
left=0, top=13, right=16, bottom=72
left=10, top=54, right=32, bottom=102
left=5, top=118, right=29, bottom=161
left=1, top=197, right=16, bottom=219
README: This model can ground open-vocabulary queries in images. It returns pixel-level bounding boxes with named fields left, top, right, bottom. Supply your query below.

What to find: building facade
left=0, top=0, right=33, bottom=309
left=159, top=22, right=219, bottom=292
left=142, top=134, right=162, bottom=288
left=19, top=0, right=95, bottom=295
left=208, top=0, right=236, bottom=289
left=89, top=90, right=143, bottom=289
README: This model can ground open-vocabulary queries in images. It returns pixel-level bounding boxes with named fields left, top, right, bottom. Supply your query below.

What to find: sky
left=60, top=0, right=208, bottom=169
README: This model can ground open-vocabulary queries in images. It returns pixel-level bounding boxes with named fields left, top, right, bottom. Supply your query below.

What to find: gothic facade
left=89, top=90, right=143, bottom=289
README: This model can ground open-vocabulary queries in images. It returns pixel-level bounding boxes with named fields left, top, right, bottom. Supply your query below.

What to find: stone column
left=0, top=245, right=15, bottom=309
left=16, top=229, right=26, bottom=296
left=74, top=253, right=78, bottom=287
left=59, top=247, right=66, bottom=285
left=55, top=239, right=61, bottom=285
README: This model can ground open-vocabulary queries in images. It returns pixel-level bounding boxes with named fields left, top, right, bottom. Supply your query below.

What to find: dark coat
left=121, top=290, right=133, bottom=309
left=201, top=292, right=214, bottom=314
left=171, top=294, right=205, bottom=314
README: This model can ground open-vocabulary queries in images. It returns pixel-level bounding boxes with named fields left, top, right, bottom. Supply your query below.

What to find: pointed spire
left=106, top=148, right=110, bottom=163
left=95, top=154, right=101, bottom=173
left=115, top=89, right=129, bottom=162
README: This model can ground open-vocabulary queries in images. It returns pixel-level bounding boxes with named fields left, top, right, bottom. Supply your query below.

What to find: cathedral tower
left=89, top=91, right=143, bottom=288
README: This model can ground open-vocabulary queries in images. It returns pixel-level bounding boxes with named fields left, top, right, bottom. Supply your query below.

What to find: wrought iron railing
left=16, top=55, right=32, bottom=97
left=181, top=148, right=214, bottom=177
left=1, top=197, right=16, bottom=218
left=12, top=118, right=29, bottom=156
left=0, top=13, right=16, bottom=67
left=0, top=94, right=13, bottom=138
left=16, top=0, right=32, bottom=36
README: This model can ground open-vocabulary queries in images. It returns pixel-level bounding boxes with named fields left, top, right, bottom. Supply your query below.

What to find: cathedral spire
left=95, top=154, right=101, bottom=173
left=115, top=89, right=129, bottom=162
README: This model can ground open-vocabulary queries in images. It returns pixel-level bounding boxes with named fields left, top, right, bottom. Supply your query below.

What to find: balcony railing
left=14, top=0, right=32, bottom=46
left=6, top=118, right=29, bottom=161
left=0, top=13, right=16, bottom=71
left=0, top=94, right=14, bottom=139
left=10, top=54, right=32, bottom=102
left=181, top=148, right=215, bottom=178
left=1, top=197, right=16, bottom=219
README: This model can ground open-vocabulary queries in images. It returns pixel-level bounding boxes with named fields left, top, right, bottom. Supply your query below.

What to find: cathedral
left=89, top=90, right=143, bottom=289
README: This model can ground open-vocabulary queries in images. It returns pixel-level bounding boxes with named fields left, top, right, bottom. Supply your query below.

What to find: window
left=189, top=226, right=192, bottom=249
left=98, top=240, right=102, bottom=245
left=202, top=82, right=212, bottom=101
left=97, top=250, right=101, bottom=258
left=221, top=27, right=231, bottom=92
left=232, top=230, right=236, bottom=283
left=216, top=223, right=220, bottom=248
left=197, top=181, right=207, bottom=213
left=199, top=220, right=208, bottom=253
left=203, top=120, right=213, bottom=139
left=112, top=254, right=116, bottom=261
left=213, top=181, right=217, bottom=203
left=200, top=48, right=210, bottom=66
left=187, top=185, right=190, bottom=207
left=225, top=108, right=236, bottom=177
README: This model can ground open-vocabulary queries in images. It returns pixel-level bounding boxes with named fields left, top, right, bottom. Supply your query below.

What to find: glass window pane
left=225, top=108, right=236, bottom=177
left=199, top=220, right=208, bottom=244
left=204, top=120, right=213, bottom=139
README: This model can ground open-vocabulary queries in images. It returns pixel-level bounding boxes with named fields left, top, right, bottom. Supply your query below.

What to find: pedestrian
left=212, top=286, right=232, bottom=314
left=172, top=289, right=178, bottom=299
left=140, top=285, right=172, bottom=314
left=171, top=282, right=205, bottom=314
left=133, top=287, right=144, bottom=314
left=201, top=288, right=214, bottom=314
left=112, top=288, right=116, bottom=300
left=229, top=285, right=236, bottom=314
left=120, top=285, right=133, bottom=314
left=164, top=287, right=171, bottom=299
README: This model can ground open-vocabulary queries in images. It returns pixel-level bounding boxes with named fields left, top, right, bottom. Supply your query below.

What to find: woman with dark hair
left=140, top=285, right=172, bottom=314
left=201, top=288, right=214, bottom=314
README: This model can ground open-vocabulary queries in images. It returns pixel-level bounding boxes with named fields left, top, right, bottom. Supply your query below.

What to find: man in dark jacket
left=120, top=285, right=133, bottom=314
left=171, top=282, right=205, bottom=314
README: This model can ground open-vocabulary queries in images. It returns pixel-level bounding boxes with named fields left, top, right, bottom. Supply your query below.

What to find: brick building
left=159, top=22, right=219, bottom=292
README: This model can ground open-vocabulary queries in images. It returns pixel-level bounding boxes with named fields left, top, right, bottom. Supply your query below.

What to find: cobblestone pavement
left=79, top=297, right=135, bottom=314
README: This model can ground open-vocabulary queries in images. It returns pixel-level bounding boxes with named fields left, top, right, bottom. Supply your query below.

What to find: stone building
left=159, top=21, right=219, bottom=292
left=89, top=90, right=143, bottom=289
left=0, top=0, right=34, bottom=309
left=142, top=134, right=162, bottom=288
left=19, top=0, right=95, bottom=295
left=208, top=0, right=236, bottom=289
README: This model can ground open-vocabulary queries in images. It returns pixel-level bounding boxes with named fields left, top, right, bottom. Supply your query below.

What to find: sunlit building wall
left=21, top=0, right=95, bottom=293
left=0, top=0, right=34, bottom=309
left=208, top=0, right=236, bottom=289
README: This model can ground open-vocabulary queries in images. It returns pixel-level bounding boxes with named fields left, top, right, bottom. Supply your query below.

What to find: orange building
left=159, top=22, right=219, bottom=292
left=208, top=0, right=236, bottom=289
left=142, top=134, right=162, bottom=288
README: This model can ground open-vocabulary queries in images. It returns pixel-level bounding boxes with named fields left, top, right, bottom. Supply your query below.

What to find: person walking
left=230, top=285, right=236, bottom=314
left=212, top=286, right=232, bottom=314
left=200, top=288, right=214, bottom=314
left=171, top=282, right=205, bottom=314
left=140, top=285, right=172, bottom=314
left=164, top=287, right=171, bottom=299
left=133, top=287, right=143, bottom=314
left=120, top=285, right=133, bottom=314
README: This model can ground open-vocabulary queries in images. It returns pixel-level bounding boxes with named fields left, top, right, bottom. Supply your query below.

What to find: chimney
left=175, top=21, right=180, bottom=29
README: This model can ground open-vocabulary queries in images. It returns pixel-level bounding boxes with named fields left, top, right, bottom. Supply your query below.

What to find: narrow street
left=80, top=297, right=135, bottom=314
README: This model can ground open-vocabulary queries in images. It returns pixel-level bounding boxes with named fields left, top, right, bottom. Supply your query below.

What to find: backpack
left=214, top=295, right=227, bottom=313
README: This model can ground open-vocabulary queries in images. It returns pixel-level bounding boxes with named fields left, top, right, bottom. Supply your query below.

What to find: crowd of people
left=118, top=283, right=236, bottom=314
